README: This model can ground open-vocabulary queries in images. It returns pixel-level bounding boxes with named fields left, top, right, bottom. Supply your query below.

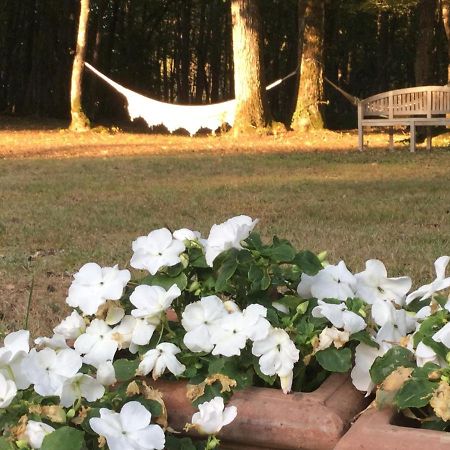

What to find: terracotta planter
left=149, top=373, right=368, bottom=450
left=334, top=407, right=450, bottom=450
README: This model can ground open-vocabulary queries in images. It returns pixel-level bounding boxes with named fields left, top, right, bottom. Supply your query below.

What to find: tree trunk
left=291, top=0, right=325, bottom=131
left=414, top=0, right=438, bottom=86
left=442, top=0, right=450, bottom=83
left=70, top=0, right=90, bottom=131
left=231, top=0, right=271, bottom=135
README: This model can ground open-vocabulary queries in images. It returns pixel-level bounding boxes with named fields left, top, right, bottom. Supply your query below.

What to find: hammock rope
left=84, top=62, right=298, bottom=135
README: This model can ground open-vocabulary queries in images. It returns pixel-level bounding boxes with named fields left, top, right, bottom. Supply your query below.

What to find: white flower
left=406, top=256, right=450, bottom=304
left=74, top=319, right=118, bottom=368
left=210, top=312, right=249, bottom=357
left=371, top=299, right=416, bottom=345
left=252, top=328, right=299, bottom=394
left=298, top=261, right=356, bottom=301
left=210, top=305, right=270, bottom=357
left=90, top=401, right=165, bottom=450
left=26, top=348, right=82, bottom=397
left=24, top=421, right=55, bottom=449
left=0, top=373, right=17, bottom=408
left=204, top=215, right=258, bottom=266
left=312, top=300, right=366, bottom=334
left=34, top=334, right=69, bottom=352
left=97, top=361, right=116, bottom=386
left=181, top=296, right=228, bottom=352
left=113, top=315, right=159, bottom=351
left=191, top=397, right=237, bottom=435
left=173, top=228, right=203, bottom=243
left=130, top=284, right=181, bottom=319
left=433, top=322, right=450, bottom=348
left=60, top=373, right=105, bottom=407
left=355, top=259, right=411, bottom=305
left=66, top=263, right=131, bottom=315
left=415, top=342, right=440, bottom=367
left=130, top=228, right=185, bottom=275
left=316, top=327, right=350, bottom=351
left=351, top=342, right=385, bottom=395
left=53, top=311, right=86, bottom=340
left=137, top=343, right=186, bottom=379
left=0, top=329, right=31, bottom=389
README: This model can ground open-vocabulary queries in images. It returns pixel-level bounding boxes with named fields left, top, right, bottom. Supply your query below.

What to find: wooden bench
left=358, top=86, right=450, bottom=152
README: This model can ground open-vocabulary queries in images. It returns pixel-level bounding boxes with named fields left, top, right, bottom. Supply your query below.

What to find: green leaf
left=370, top=347, right=415, bottom=385
left=41, top=427, right=85, bottom=450
left=277, top=295, right=305, bottom=310
left=165, top=435, right=203, bottom=450
left=142, top=272, right=188, bottom=291
left=0, top=438, right=14, bottom=450
left=215, top=250, right=238, bottom=292
left=316, top=347, right=352, bottom=373
left=134, top=398, right=162, bottom=417
left=262, top=240, right=296, bottom=262
left=394, top=379, right=437, bottom=409
left=421, top=336, right=449, bottom=360
left=113, top=358, right=140, bottom=382
left=350, top=331, right=379, bottom=348
left=245, top=232, right=263, bottom=251
left=293, top=251, right=323, bottom=275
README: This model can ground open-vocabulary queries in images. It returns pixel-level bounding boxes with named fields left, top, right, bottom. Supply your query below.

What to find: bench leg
left=358, top=125, right=363, bottom=151
left=426, top=126, right=432, bottom=151
left=389, top=127, right=394, bottom=151
left=410, top=122, right=416, bottom=153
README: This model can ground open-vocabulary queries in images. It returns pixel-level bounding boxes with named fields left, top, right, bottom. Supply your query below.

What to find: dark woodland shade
left=0, top=0, right=449, bottom=130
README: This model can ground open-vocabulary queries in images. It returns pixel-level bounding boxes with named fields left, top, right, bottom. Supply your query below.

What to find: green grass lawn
left=1, top=149, right=449, bottom=335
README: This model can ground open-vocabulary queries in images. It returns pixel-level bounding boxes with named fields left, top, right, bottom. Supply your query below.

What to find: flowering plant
left=0, top=215, right=449, bottom=449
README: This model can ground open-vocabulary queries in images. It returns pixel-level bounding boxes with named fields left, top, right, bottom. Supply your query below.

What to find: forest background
left=1, top=0, right=450, bottom=133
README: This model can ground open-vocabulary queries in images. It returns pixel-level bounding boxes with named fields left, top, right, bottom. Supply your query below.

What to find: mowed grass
left=1, top=149, right=449, bottom=336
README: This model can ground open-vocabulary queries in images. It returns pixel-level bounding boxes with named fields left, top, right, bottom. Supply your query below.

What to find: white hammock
left=85, top=62, right=236, bottom=135
left=85, top=62, right=298, bottom=136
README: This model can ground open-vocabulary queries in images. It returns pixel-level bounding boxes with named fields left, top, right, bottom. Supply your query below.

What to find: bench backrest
left=361, top=86, right=450, bottom=118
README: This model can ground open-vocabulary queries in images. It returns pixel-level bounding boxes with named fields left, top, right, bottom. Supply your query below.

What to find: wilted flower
left=66, top=263, right=131, bottom=315
left=90, top=401, right=165, bottom=450
left=137, top=343, right=186, bottom=379
left=312, top=300, right=366, bottom=334
left=406, top=256, right=450, bottom=304
left=130, top=228, right=185, bottom=275
left=0, top=329, right=31, bottom=389
left=26, top=348, right=82, bottom=397
left=190, top=397, right=237, bottom=435
left=53, top=310, right=86, bottom=340
left=182, top=295, right=228, bottom=352
left=74, top=319, right=118, bottom=368
left=316, top=326, right=350, bottom=351
left=0, top=373, right=17, bottom=408
left=24, top=421, right=55, bottom=449
left=204, top=215, right=258, bottom=266
left=297, top=261, right=356, bottom=301
left=355, top=259, right=411, bottom=305
left=34, top=334, right=69, bottom=352
left=173, top=228, right=203, bottom=243
left=252, top=327, right=299, bottom=394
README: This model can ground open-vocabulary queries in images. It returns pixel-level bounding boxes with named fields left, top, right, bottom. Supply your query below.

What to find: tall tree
left=442, top=0, right=450, bottom=83
left=292, top=0, right=325, bottom=131
left=414, top=0, right=438, bottom=85
left=231, top=0, right=271, bottom=135
left=69, top=0, right=90, bottom=131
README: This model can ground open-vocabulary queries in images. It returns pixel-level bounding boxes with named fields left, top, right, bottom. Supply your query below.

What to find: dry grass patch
left=0, top=126, right=449, bottom=337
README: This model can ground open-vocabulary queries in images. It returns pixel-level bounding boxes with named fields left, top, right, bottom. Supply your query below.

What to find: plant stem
left=24, top=276, right=35, bottom=330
